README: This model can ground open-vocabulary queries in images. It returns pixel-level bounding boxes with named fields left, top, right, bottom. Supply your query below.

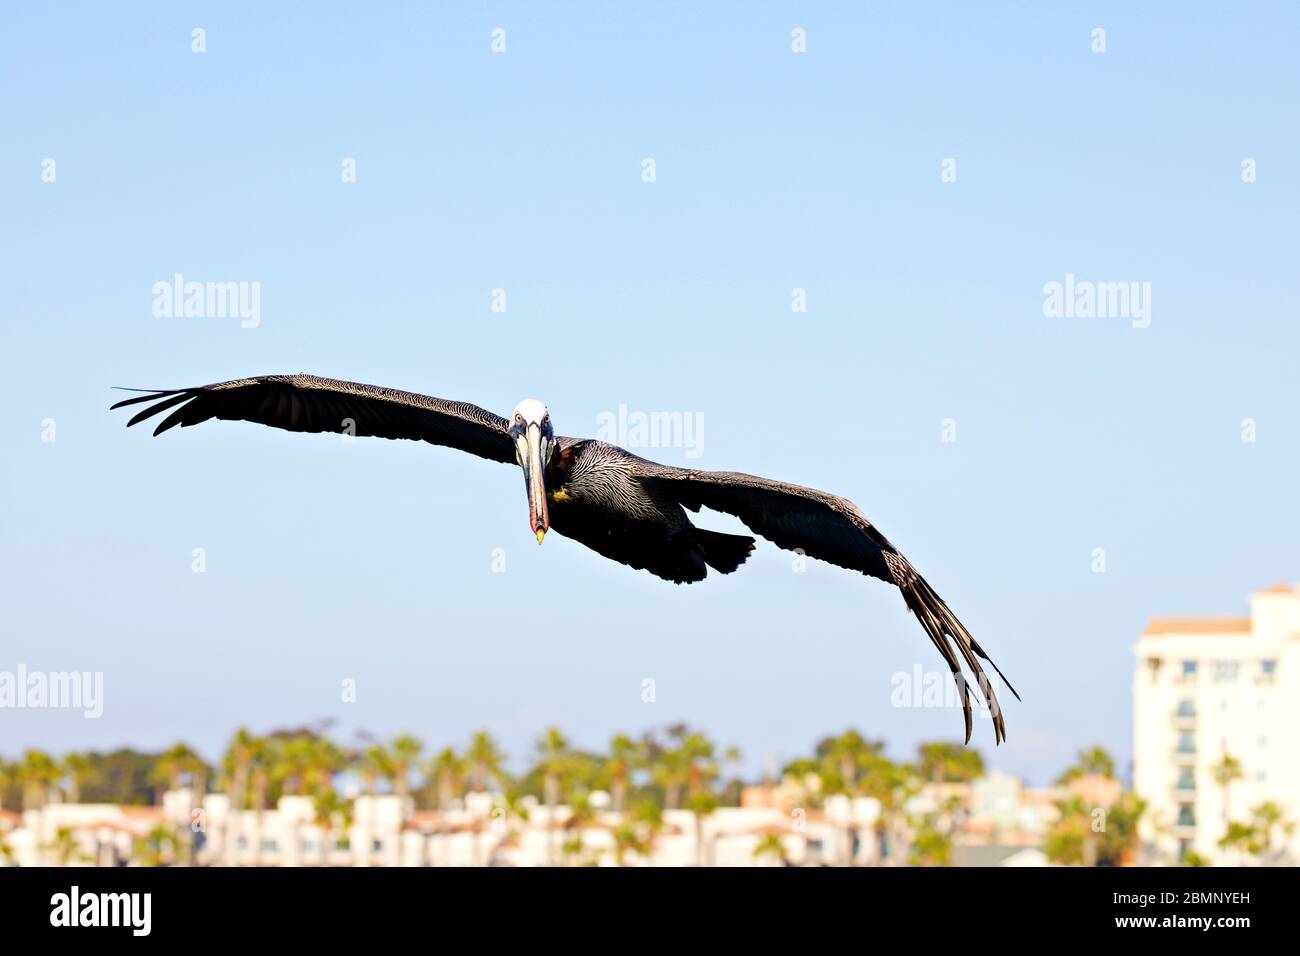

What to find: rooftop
left=1252, top=583, right=1297, bottom=595
left=1143, top=617, right=1252, bottom=636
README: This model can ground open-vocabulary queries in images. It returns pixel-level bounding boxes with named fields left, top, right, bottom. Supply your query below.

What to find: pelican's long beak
left=521, top=423, right=549, bottom=544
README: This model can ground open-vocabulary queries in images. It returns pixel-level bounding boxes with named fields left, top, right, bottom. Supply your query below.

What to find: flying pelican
left=112, top=374, right=1017, bottom=742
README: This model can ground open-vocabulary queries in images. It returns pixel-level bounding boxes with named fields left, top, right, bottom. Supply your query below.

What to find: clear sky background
left=2, top=3, right=1297, bottom=784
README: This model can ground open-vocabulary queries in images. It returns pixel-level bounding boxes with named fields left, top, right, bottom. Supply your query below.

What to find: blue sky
left=2, top=3, right=1297, bottom=784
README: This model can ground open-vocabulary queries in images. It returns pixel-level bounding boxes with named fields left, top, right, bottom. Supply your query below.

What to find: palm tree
left=1211, top=749, right=1242, bottom=816
left=561, top=791, right=597, bottom=866
left=1249, top=801, right=1295, bottom=864
left=427, top=747, right=465, bottom=866
left=613, top=800, right=664, bottom=865
left=651, top=746, right=689, bottom=810
left=283, top=737, right=340, bottom=864
left=1057, top=745, right=1116, bottom=784
left=150, top=743, right=207, bottom=865
left=387, top=734, right=423, bottom=801
left=1219, top=801, right=1295, bottom=865
left=48, top=825, right=83, bottom=865
left=686, top=790, right=720, bottom=866
left=604, top=734, right=639, bottom=814
left=1046, top=790, right=1145, bottom=866
left=430, top=747, right=465, bottom=811
left=612, top=822, right=640, bottom=865
left=1217, top=819, right=1257, bottom=864
left=312, top=788, right=353, bottom=864
left=536, top=727, right=571, bottom=866
left=359, top=746, right=392, bottom=796
left=466, top=731, right=505, bottom=794
left=19, top=750, right=62, bottom=809
left=248, top=736, right=273, bottom=866
left=222, top=730, right=256, bottom=808
left=918, top=742, right=985, bottom=784
left=824, top=730, right=876, bottom=794
left=720, top=745, right=744, bottom=804
left=1211, top=753, right=1243, bottom=831
left=221, top=728, right=258, bottom=865
left=681, top=731, right=718, bottom=799
left=303, top=738, right=344, bottom=797
left=151, top=743, right=204, bottom=801
left=0, top=758, right=15, bottom=811
left=60, top=752, right=97, bottom=804
left=268, top=735, right=337, bottom=864
left=465, top=731, right=506, bottom=865
left=135, top=823, right=177, bottom=867
left=820, top=730, right=880, bottom=865
left=273, top=736, right=315, bottom=796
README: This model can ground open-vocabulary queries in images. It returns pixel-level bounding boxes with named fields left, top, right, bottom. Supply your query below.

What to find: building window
left=1178, top=839, right=1192, bottom=861
left=1214, top=660, right=1239, bottom=683
left=1260, top=659, right=1277, bottom=681
left=1175, top=699, right=1196, bottom=718
left=1180, top=660, right=1198, bottom=681
left=1177, top=805, right=1196, bottom=827
left=1176, top=732, right=1196, bottom=754
left=1175, top=768, right=1196, bottom=791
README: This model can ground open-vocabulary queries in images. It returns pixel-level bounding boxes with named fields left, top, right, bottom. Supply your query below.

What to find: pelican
left=112, top=374, right=1017, bottom=742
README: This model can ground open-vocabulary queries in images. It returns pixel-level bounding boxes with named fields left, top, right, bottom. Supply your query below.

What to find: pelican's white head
left=508, top=399, right=555, bottom=544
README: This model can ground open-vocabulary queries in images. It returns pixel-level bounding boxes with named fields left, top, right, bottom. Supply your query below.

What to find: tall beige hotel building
left=1133, top=584, right=1300, bottom=864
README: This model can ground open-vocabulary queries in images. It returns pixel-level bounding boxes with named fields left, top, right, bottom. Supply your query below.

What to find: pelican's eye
left=514, top=414, right=523, bottom=425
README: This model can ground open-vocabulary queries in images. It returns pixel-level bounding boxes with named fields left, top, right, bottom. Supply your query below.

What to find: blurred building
left=1133, top=583, right=1300, bottom=864
left=1, top=789, right=871, bottom=867
left=1, top=803, right=162, bottom=867
left=2, top=778, right=1062, bottom=867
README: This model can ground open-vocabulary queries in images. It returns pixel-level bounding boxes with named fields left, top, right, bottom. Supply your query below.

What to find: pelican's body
left=113, top=373, right=1017, bottom=742
left=546, top=439, right=758, bottom=583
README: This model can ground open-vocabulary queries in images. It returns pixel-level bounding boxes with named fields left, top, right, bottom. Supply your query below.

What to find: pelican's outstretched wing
left=632, top=459, right=1017, bottom=744
left=111, top=374, right=516, bottom=464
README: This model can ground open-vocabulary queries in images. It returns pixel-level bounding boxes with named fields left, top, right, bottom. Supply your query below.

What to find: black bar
left=0, top=865, right=1280, bottom=940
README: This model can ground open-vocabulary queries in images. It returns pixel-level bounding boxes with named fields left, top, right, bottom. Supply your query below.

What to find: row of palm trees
left=0, top=724, right=755, bottom=867
left=0, top=725, right=737, bottom=814
left=18, top=730, right=1262, bottom=867
left=775, top=731, right=990, bottom=864
left=2, top=729, right=981, bottom=819
left=3, top=725, right=975, bottom=865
